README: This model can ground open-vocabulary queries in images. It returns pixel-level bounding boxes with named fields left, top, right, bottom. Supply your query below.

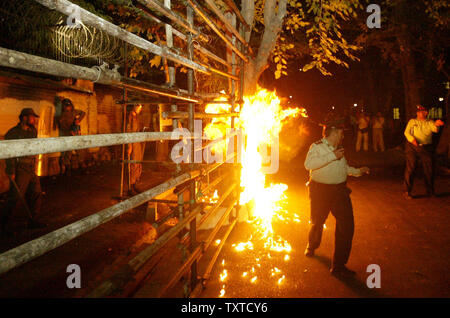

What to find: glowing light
left=234, top=241, right=253, bottom=252
left=219, top=286, right=225, bottom=297
left=220, top=269, right=228, bottom=282
left=284, top=255, right=290, bottom=261
left=215, top=239, right=221, bottom=246
left=277, top=275, right=286, bottom=285
left=205, top=88, right=303, bottom=291
left=37, top=154, right=43, bottom=177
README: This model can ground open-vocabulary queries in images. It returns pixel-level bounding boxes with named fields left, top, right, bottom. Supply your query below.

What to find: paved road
left=198, top=170, right=450, bottom=298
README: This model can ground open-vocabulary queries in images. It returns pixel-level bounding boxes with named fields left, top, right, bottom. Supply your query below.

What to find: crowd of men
left=0, top=99, right=145, bottom=237
left=352, top=110, right=387, bottom=152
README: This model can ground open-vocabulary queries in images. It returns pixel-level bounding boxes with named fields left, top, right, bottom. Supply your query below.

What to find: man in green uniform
left=1, top=108, right=47, bottom=236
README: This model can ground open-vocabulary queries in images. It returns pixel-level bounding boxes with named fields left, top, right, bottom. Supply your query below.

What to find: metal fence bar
left=0, top=132, right=182, bottom=160
left=223, top=0, right=250, bottom=31
left=162, top=111, right=240, bottom=119
left=34, top=0, right=210, bottom=74
left=159, top=198, right=236, bottom=297
left=203, top=0, right=247, bottom=46
left=0, top=171, right=200, bottom=276
left=137, top=0, right=206, bottom=42
left=136, top=5, right=231, bottom=68
left=202, top=216, right=237, bottom=281
left=0, top=47, right=201, bottom=104
left=185, top=0, right=248, bottom=62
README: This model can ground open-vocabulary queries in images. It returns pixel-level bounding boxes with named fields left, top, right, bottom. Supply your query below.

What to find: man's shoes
left=330, top=266, right=356, bottom=277
left=304, top=248, right=315, bottom=257
left=403, top=192, right=413, bottom=200
left=27, top=219, right=47, bottom=230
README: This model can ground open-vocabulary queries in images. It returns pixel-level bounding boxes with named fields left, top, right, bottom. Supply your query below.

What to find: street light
left=353, top=103, right=358, bottom=107
left=439, top=97, right=444, bottom=102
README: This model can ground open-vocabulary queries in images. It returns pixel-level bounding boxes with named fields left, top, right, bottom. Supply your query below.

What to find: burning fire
left=205, top=88, right=304, bottom=295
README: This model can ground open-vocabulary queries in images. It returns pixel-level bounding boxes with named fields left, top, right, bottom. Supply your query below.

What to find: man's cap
left=19, top=108, right=39, bottom=118
left=320, top=117, right=347, bottom=129
left=62, top=98, right=74, bottom=107
left=416, top=105, right=428, bottom=112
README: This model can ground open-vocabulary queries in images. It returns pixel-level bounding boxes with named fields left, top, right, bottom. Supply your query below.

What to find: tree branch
left=241, top=0, right=255, bottom=43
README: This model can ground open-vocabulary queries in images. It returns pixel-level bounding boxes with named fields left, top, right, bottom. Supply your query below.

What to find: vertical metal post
left=235, top=22, right=246, bottom=220
left=120, top=43, right=128, bottom=198
left=187, top=5, right=198, bottom=294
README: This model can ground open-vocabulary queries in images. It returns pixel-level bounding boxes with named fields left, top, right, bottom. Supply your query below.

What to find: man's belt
left=308, top=179, right=347, bottom=188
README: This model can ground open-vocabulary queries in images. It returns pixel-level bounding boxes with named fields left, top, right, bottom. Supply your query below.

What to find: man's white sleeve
left=304, top=144, right=337, bottom=170
left=347, top=165, right=362, bottom=177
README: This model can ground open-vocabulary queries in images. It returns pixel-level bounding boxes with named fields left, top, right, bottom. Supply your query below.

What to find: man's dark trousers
left=1, top=163, right=42, bottom=230
left=307, top=180, right=354, bottom=268
left=404, top=142, right=434, bottom=194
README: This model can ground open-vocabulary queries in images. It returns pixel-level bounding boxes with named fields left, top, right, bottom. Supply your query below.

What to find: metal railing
left=0, top=0, right=247, bottom=297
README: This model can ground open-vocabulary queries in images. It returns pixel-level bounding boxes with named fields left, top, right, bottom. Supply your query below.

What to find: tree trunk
left=397, top=26, right=422, bottom=120
left=241, top=0, right=287, bottom=96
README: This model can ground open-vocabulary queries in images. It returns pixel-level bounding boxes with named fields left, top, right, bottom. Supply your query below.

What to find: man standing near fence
left=1, top=108, right=47, bottom=237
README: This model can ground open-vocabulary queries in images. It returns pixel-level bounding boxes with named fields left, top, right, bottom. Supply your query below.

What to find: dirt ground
left=196, top=151, right=450, bottom=298
left=0, top=160, right=172, bottom=297
left=0, top=145, right=449, bottom=298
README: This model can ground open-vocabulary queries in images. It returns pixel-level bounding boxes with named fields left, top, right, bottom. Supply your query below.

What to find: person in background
left=355, top=111, right=370, bottom=152
left=127, top=104, right=145, bottom=195
left=372, top=111, right=385, bottom=152
left=58, top=98, right=85, bottom=175
left=304, top=118, right=370, bottom=277
left=1, top=108, right=47, bottom=237
left=70, top=116, right=81, bottom=136
left=403, top=105, right=444, bottom=199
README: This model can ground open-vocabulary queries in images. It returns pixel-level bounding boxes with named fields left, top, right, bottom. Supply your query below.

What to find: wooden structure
left=0, top=0, right=248, bottom=297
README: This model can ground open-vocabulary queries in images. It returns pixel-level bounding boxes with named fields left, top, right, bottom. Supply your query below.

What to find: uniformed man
left=304, top=118, right=370, bottom=276
left=371, top=111, right=385, bottom=152
left=355, top=111, right=370, bottom=152
left=58, top=98, right=86, bottom=175
left=403, top=105, right=444, bottom=199
left=1, top=108, right=47, bottom=236
left=126, top=104, right=144, bottom=195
